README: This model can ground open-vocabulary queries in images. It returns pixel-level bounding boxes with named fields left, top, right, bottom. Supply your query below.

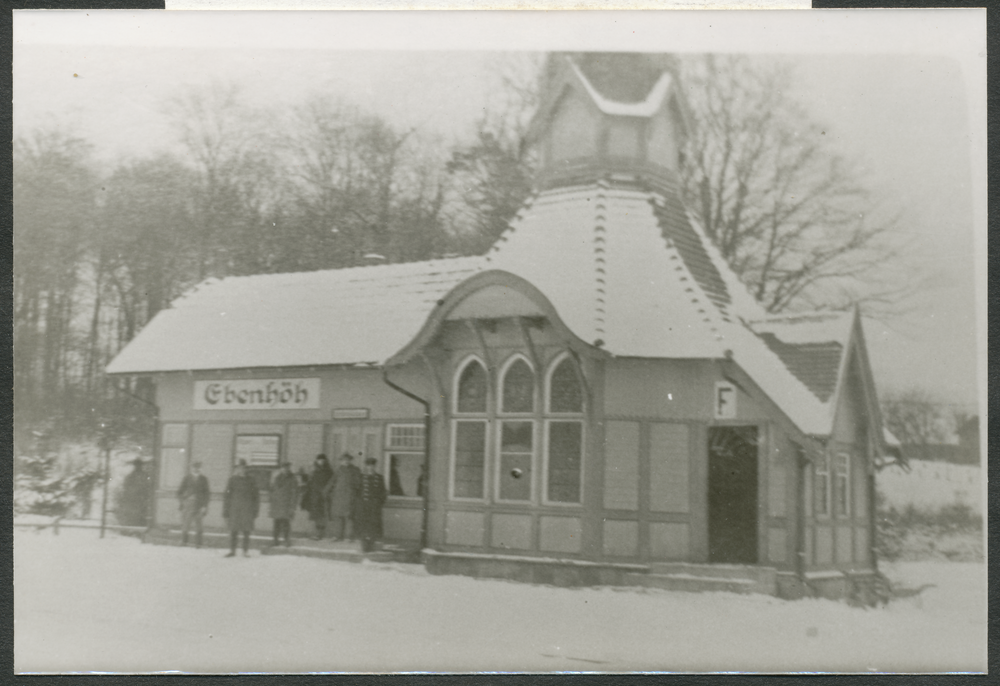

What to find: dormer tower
left=526, top=52, right=690, bottom=193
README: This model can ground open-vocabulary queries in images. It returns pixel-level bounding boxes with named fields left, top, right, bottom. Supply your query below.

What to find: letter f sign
left=715, top=381, right=736, bottom=419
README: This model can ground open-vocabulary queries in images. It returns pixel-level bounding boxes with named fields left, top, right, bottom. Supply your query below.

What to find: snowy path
left=14, top=529, right=985, bottom=674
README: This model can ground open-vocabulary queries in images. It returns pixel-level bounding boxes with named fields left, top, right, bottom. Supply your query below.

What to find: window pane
left=502, top=359, right=535, bottom=413
left=388, top=425, right=425, bottom=450
left=550, top=358, right=583, bottom=413
left=835, top=454, right=850, bottom=516
left=453, top=421, right=486, bottom=498
left=499, top=421, right=533, bottom=501
left=547, top=421, right=582, bottom=503
left=457, top=361, right=488, bottom=413
left=388, top=453, right=424, bottom=497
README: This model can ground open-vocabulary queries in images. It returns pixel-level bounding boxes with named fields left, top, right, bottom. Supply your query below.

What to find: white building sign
left=194, top=378, right=321, bottom=410
left=714, top=381, right=737, bottom=419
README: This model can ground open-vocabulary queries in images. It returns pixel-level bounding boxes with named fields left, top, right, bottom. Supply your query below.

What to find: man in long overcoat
left=355, top=457, right=387, bottom=553
left=301, top=454, right=333, bottom=540
left=327, top=453, right=362, bottom=541
left=118, top=459, right=152, bottom=527
left=177, top=461, right=210, bottom=547
left=269, top=461, right=298, bottom=547
left=223, top=460, right=259, bottom=557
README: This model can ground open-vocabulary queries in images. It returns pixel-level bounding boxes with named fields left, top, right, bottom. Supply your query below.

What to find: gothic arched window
left=501, top=357, right=535, bottom=414
left=548, top=355, right=584, bottom=414
left=456, top=358, right=488, bottom=414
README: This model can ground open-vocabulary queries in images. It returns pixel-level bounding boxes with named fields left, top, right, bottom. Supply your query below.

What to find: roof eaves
left=569, top=59, right=673, bottom=118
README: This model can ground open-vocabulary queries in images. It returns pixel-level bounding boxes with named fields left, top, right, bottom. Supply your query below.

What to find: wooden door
left=707, top=426, right=759, bottom=564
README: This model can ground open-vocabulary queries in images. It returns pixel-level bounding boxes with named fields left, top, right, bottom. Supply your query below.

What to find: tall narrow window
left=547, top=421, right=583, bottom=503
left=834, top=452, right=850, bottom=517
left=498, top=421, right=533, bottom=501
left=543, top=354, right=585, bottom=504
left=815, top=453, right=830, bottom=517
left=456, top=358, right=488, bottom=414
left=548, top=355, right=583, bottom=413
left=386, top=424, right=426, bottom=499
left=453, top=420, right=487, bottom=499
left=501, top=358, right=535, bottom=413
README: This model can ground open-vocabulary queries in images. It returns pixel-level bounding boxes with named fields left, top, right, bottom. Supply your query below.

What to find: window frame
left=814, top=452, right=831, bottom=518
left=833, top=451, right=851, bottom=518
left=494, top=418, right=536, bottom=503
left=498, top=353, right=537, bottom=416
left=542, top=418, right=586, bottom=507
left=449, top=418, right=490, bottom=502
left=545, top=351, right=586, bottom=415
left=385, top=423, right=426, bottom=500
left=453, top=354, right=490, bottom=415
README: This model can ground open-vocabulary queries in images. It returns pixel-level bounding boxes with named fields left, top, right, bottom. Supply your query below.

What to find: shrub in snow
left=14, top=453, right=102, bottom=518
left=876, top=501, right=982, bottom=562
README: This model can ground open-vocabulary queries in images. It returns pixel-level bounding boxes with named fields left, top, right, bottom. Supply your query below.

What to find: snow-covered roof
left=106, top=257, right=484, bottom=374
left=486, top=180, right=834, bottom=435
left=570, top=60, right=674, bottom=118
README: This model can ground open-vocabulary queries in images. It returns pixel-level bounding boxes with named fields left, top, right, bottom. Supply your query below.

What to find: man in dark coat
left=301, top=454, right=333, bottom=540
left=269, top=461, right=298, bottom=547
left=355, top=457, right=387, bottom=553
left=223, top=460, right=259, bottom=557
left=177, top=461, right=210, bottom=547
left=118, top=459, right=152, bottom=527
left=327, top=453, right=361, bottom=541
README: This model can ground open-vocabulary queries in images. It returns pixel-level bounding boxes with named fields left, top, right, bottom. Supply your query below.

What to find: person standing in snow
left=223, top=460, right=259, bottom=557
left=301, top=454, right=333, bottom=540
left=269, top=461, right=298, bottom=547
left=177, top=461, right=210, bottom=547
left=355, top=457, right=387, bottom=553
left=118, top=458, right=152, bottom=527
left=327, top=453, right=362, bottom=542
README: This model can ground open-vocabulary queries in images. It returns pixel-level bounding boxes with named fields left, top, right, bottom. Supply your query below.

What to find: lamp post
left=98, top=419, right=114, bottom=539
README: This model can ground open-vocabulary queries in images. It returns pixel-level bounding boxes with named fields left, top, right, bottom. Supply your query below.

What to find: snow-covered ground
left=14, top=528, right=986, bottom=674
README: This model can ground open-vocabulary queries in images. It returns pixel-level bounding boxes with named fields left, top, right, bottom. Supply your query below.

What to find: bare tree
left=880, top=386, right=953, bottom=468
left=679, top=55, right=910, bottom=316
left=445, top=53, right=541, bottom=253
left=281, top=95, right=450, bottom=269
left=165, top=82, right=281, bottom=279
left=13, top=127, right=97, bottom=439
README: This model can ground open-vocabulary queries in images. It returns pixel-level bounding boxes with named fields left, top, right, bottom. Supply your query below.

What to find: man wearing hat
left=118, top=458, right=152, bottom=527
left=269, top=461, right=298, bottom=547
left=355, top=457, right=387, bottom=553
left=177, top=461, right=211, bottom=547
left=327, top=453, right=361, bottom=542
left=223, top=459, right=259, bottom=557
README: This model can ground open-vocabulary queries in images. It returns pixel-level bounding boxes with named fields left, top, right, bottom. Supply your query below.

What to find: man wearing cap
left=269, top=461, right=298, bottom=547
left=223, top=459, right=259, bottom=557
left=355, top=457, right=387, bottom=553
left=326, top=453, right=361, bottom=542
left=177, top=461, right=211, bottom=547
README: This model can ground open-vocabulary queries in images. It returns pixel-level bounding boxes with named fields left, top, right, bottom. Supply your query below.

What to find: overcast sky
left=13, top=10, right=986, bottom=411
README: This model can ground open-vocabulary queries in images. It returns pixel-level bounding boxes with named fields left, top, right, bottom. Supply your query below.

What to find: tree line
left=14, top=54, right=909, bottom=455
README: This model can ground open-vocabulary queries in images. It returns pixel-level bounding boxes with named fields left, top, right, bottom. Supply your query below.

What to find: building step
left=625, top=571, right=772, bottom=595
left=647, top=562, right=777, bottom=585
left=143, top=528, right=407, bottom=563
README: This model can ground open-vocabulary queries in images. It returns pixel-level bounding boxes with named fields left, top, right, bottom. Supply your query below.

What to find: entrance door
left=329, top=423, right=382, bottom=467
left=708, top=426, right=759, bottom=564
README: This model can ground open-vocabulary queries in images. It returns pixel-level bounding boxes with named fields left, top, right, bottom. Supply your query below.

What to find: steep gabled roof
left=486, top=179, right=834, bottom=435
left=748, top=311, right=854, bottom=404
left=105, top=257, right=484, bottom=374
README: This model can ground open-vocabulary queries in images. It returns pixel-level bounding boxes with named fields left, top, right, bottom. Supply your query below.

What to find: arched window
left=501, top=357, right=535, bottom=414
left=455, top=358, right=488, bottom=414
left=544, top=354, right=585, bottom=505
left=548, top=355, right=584, bottom=413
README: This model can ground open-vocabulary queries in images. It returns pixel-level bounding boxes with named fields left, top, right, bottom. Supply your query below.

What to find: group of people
left=299, top=453, right=387, bottom=552
left=176, top=452, right=387, bottom=557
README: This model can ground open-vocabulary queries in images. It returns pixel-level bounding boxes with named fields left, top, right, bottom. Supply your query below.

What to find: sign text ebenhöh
left=193, top=378, right=321, bottom=410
